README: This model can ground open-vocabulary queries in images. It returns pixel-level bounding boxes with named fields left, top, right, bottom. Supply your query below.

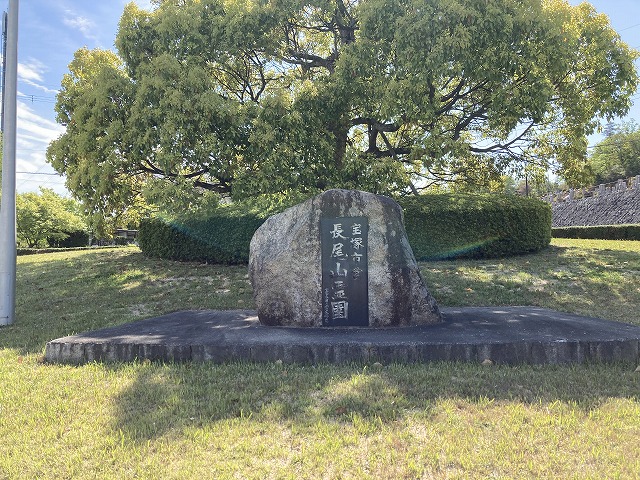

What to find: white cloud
left=17, top=59, right=59, bottom=94
left=63, top=10, right=98, bottom=42
left=14, top=101, right=68, bottom=194
left=17, top=101, right=65, bottom=143
left=18, top=60, right=44, bottom=82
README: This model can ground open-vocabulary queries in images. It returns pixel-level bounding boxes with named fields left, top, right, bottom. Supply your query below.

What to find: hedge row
left=138, top=193, right=552, bottom=263
left=138, top=212, right=266, bottom=264
left=47, top=230, right=90, bottom=248
left=17, top=246, right=121, bottom=256
left=552, top=224, right=640, bottom=240
left=398, top=194, right=551, bottom=260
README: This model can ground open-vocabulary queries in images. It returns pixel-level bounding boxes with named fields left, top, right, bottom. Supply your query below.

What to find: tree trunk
left=333, top=127, right=348, bottom=171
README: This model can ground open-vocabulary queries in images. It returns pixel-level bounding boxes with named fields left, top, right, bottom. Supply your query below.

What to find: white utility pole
left=0, top=0, right=19, bottom=326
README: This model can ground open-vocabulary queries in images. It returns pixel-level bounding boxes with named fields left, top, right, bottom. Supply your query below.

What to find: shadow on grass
left=420, top=244, right=640, bottom=326
left=6, top=249, right=252, bottom=355
left=108, top=359, right=640, bottom=443
left=8, top=242, right=640, bottom=445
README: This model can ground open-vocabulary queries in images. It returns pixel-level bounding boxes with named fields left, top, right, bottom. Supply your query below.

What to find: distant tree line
left=587, top=121, right=640, bottom=185
left=16, top=188, right=87, bottom=248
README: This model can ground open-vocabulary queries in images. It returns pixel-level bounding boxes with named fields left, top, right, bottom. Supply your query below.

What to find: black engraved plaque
left=321, top=217, right=369, bottom=326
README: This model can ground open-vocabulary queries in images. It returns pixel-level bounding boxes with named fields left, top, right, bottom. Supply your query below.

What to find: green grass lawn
left=1, top=239, right=639, bottom=478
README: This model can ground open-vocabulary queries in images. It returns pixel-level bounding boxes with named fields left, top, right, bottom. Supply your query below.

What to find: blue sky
left=5, top=0, right=153, bottom=195
left=4, top=0, right=640, bottom=195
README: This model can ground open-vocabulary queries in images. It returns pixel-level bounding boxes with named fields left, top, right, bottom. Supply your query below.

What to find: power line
left=619, top=22, right=640, bottom=32
left=15, top=163, right=54, bottom=189
left=15, top=178, right=66, bottom=185
left=16, top=93, right=56, bottom=104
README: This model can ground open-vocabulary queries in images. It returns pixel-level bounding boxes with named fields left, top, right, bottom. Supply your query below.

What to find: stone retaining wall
left=550, top=177, right=640, bottom=227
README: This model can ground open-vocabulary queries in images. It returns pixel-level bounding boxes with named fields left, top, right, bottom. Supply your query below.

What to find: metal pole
left=0, top=0, right=19, bottom=326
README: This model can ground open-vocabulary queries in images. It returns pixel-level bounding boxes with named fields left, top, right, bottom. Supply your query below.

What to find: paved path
left=45, top=307, right=640, bottom=365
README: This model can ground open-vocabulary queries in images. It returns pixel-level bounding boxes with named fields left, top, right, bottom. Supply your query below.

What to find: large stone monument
left=249, top=189, right=441, bottom=327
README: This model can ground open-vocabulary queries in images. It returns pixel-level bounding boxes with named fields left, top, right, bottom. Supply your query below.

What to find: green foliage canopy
left=16, top=188, right=87, bottom=248
left=47, top=0, right=638, bottom=219
left=587, top=121, right=640, bottom=185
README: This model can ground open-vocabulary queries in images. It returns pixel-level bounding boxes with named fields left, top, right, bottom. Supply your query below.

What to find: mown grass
left=7, top=247, right=253, bottom=353
left=1, top=239, right=639, bottom=479
left=422, top=238, right=640, bottom=325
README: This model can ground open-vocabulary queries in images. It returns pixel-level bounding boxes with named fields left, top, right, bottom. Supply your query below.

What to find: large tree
left=48, top=0, right=638, bottom=218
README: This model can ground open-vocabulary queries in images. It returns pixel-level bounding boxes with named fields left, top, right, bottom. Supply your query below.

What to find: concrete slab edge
left=44, top=337, right=640, bottom=366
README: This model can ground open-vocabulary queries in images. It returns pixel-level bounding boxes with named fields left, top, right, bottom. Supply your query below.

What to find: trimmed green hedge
left=139, top=193, right=551, bottom=263
left=552, top=224, right=640, bottom=240
left=398, top=194, right=551, bottom=260
left=47, top=230, right=90, bottom=248
left=138, top=212, right=267, bottom=264
left=17, top=246, right=120, bottom=256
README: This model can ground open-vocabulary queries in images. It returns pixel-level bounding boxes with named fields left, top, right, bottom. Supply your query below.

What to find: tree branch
left=284, top=50, right=336, bottom=72
left=350, top=117, right=400, bottom=132
left=469, top=121, right=535, bottom=154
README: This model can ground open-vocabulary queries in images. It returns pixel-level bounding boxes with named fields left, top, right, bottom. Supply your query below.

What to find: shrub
left=552, top=224, right=640, bottom=240
left=138, top=192, right=312, bottom=263
left=138, top=212, right=267, bottom=264
left=47, top=230, right=90, bottom=248
left=114, top=236, right=131, bottom=246
left=139, top=193, right=551, bottom=264
left=17, top=246, right=118, bottom=256
left=398, top=194, right=552, bottom=260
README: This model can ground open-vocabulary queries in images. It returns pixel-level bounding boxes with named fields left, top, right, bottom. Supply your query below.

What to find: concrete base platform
left=44, top=307, right=640, bottom=365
